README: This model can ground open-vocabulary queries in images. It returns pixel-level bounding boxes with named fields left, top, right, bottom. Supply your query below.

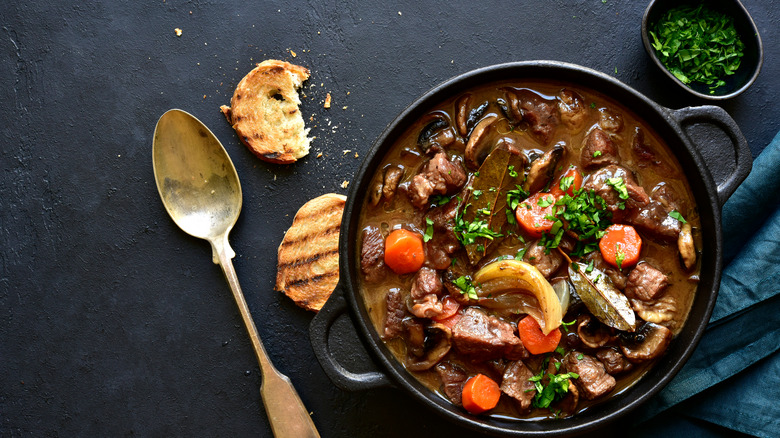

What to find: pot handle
left=309, top=283, right=392, bottom=391
left=670, top=106, right=752, bottom=206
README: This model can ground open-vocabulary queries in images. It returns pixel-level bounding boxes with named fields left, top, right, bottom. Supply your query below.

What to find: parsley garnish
left=590, top=102, right=596, bottom=109
left=529, top=357, right=580, bottom=409
left=472, top=189, right=483, bottom=199
left=669, top=210, right=687, bottom=223
left=508, top=165, right=518, bottom=178
left=505, top=185, right=528, bottom=226
left=430, top=194, right=451, bottom=206
left=649, top=4, right=745, bottom=93
left=576, top=353, right=584, bottom=360
left=615, top=243, right=625, bottom=270
left=560, top=319, right=576, bottom=333
left=454, top=210, right=503, bottom=247
left=559, top=176, right=575, bottom=193
left=592, top=150, right=602, bottom=158
left=515, top=247, right=527, bottom=260
left=606, top=177, right=629, bottom=200
left=423, top=217, right=434, bottom=242
left=453, top=276, right=478, bottom=300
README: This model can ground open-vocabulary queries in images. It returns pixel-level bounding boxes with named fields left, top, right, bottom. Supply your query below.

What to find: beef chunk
left=626, top=183, right=682, bottom=241
left=596, top=348, right=633, bottom=375
left=500, top=360, right=537, bottom=411
left=435, top=361, right=468, bottom=406
left=424, top=200, right=460, bottom=270
left=583, top=165, right=650, bottom=214
left=563, top=352, right=616, bottom=400
left=361, top=226, right=386, bottom=282
left=524, top=240, right=563, bottom=278
left=409, top=267, right=444, bottom=319
left=408, top=152, right=467, bottom=209
left=452, top=307, right=525, bottom=362
left=507, top=89, right=559, bottom=145
left=580, top=128, right=620, bottom=170
left=598, top=107, right=624, bottom=133
left=625, top=262, right=669, bottom=301
left=557, top=88, right=587, bottom=133
left=383, top=288, right=407, bottom=340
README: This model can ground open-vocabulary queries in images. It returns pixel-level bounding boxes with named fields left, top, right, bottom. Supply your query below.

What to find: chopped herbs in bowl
left=641, top=0, right=763, bottom=100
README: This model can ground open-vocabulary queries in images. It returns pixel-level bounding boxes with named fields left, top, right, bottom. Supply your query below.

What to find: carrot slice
left=599, top=224, right=642, bottom=270
left=550, top=166, right=583, bottom=198
left=516, top=315, right=562, bottom=355
left=461, top=374, right=501, bottom=414
left=515, top=192, right=557, bottom=238
left=384, top=229, right=425, bottom=274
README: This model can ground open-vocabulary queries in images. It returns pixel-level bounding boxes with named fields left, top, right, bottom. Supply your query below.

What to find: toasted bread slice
left=220, top=59, right=311, bottom=164
left=276, top=193, right=346, bottom=311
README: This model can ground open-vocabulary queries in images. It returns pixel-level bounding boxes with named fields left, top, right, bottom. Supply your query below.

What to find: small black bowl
left=642, top=0, right=763, bottom=100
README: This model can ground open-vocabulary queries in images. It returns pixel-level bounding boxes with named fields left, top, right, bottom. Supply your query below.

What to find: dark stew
left=357, top=80, right=701, bottom=420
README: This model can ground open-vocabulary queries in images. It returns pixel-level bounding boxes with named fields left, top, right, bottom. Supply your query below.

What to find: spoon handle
left=215, top=236, right=321, bottom=438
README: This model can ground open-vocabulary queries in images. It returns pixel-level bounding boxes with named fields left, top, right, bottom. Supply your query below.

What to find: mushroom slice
left=464, top=114, right=498, bottom=168
left=678, top=223, right=696, bottom=270
left=418, top=114, right=455, bottom=152
left=455, top=93, right=472, bottom=136
left=524, top=143, right=564, bottom=194
left=473, top=259, right=562, bottom=335
left=369, top=176, right=384, bottom=206
left=406, top=322, right=453, bottom=371
left=576, top=314, right=612, bottom=349
left=620, top=322, right=672, bottom=363
left=382, top=165, right=404, bottom=201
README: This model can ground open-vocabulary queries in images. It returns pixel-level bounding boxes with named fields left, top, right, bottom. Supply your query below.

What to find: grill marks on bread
left=276, top=193, right=346, bottom=311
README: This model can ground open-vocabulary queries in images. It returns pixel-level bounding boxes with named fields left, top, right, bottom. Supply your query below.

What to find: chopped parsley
left=593, top=150, right=603, bottom=158
left=590, top=102, right=597, bottom=109
left=649, top=4, right=745, bottom=93
left=606, top=177, right=629, bottom=200
left=559, top=176, right=575, bottom=193
left=430, top=194, right=451, bottom=206
left=560, top=319, right=576, bottom=333
left=472, top=189, right=483, bottom=199
left=576, top=353, right=584, bottom=360
left=454, top=208, right=503, bottom=247
left=529, top=357, right=580, bottom=409
left=537, top=196, right=554, bottom=208
left=453, top=275, right=478, bottom=300
left=423, top=217, right=434, bottom=242
left=539, top=188, right=611, bottom=256
left=505, top=185, right=528, bottom=226
left=515, top=247, right=527, bottom=260
left=669, top=210, right=687, bottom=223
left=615, top=243, right=625, bottom=270
left=508, top=165, right=518, bottom=178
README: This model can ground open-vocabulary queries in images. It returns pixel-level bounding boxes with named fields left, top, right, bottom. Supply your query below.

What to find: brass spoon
left=152, top=109, right=320, bottom=438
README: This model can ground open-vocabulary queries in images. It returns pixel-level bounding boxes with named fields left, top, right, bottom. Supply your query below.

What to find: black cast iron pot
left=310, top=61, right=751, bottom=436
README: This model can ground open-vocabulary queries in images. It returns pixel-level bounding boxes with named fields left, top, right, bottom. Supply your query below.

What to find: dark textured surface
left=1, top=1, right=777, bottom=437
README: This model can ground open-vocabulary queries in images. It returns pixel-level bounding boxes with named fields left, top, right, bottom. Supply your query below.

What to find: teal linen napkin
left=633, top=131, right=780, bottom=437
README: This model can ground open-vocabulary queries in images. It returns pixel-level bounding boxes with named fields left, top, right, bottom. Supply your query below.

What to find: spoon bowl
left=153, top=109, right=242, bottom=260
left=152, top=109, right=319, bottom=438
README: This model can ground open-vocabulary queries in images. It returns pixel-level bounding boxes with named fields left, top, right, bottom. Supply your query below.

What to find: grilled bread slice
left=276, top=193, right=346, bottom=311
left=220, top=59, right=311, bottom=164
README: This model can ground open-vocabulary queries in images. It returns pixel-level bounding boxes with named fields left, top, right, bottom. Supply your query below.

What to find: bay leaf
left=568, top=262, right=636, bottom=332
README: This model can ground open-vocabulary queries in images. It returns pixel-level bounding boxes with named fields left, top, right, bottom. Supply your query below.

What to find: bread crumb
left=324, top=93, right=331, bottom=108
left=341, top=180, right=349, bottom=188
left=290, top=49, right=297, bottom=57
left=174, top=28, right=182, bottom=37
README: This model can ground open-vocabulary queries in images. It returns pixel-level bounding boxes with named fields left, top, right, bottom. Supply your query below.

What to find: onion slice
left=473, top=259, right=562, bottom=335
